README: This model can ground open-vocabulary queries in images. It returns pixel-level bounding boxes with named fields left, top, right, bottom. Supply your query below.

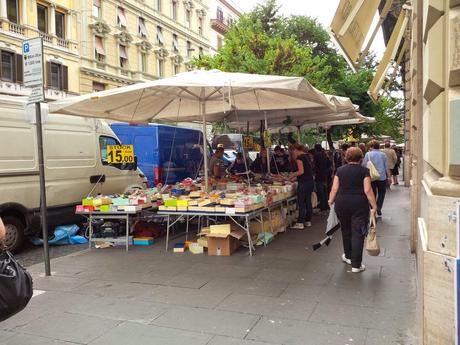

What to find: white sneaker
left=352, top=264, right=366, bottom=273
left=291, top=223, right=305, bottom=230
left=341, top=254, right=351, bottom=265
left=304, top=221, right=312, bottom=227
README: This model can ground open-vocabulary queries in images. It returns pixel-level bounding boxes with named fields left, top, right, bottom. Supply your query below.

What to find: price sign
left=243, top=136, right=253, bottom=149
left=107, top=145, right=134, bottom=164
left=263, top=130, right=272, bottom=148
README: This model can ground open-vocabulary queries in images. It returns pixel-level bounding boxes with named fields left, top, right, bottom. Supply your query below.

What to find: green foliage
left=194, top=0, right=403, bottom=142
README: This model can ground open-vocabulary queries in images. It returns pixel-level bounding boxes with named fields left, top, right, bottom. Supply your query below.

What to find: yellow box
left=177, top=200, right=189, bottom=207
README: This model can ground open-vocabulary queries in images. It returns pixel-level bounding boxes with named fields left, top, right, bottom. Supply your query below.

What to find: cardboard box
left=207, top=236, right=240, bottom=256
left=210, top=224, right=231, bottom=236
left=189, top=243, right=204, bottom=254
left=133, top=237, right=154, bottom=246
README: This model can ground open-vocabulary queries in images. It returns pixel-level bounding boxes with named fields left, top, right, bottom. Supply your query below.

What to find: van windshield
left=99, top=136, right=120, bottom=164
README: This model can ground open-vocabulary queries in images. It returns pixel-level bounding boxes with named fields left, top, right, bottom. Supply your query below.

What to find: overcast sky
left=232, top=0, right=386, bottom=58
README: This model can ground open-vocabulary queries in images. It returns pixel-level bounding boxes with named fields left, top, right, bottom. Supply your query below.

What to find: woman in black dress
left=328, top=147, right=378, bottom=273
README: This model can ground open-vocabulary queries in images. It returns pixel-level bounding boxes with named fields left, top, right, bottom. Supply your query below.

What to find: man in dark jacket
left=313, top=144, right=329, bottom=212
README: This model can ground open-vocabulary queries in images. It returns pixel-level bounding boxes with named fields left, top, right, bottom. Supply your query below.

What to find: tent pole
left=201, top=101, right=209, bottom=191
left=264, top=111, right=270, bottom=174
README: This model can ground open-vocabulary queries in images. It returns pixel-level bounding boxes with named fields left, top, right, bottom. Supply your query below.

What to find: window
left=0, top=51, right=22, bottom=82
left=171, top=0, right=177, bottom=20
left=92, top=0, right=101, bottom=18
left=185, top=9, right=191, bottom=28
left=99, top=136, right=120, bottom=164
left=1, top=51, right=14, bottom=81
left=6, top=0, right=18, bottom=24
left=198, top=17, right=203, bottom=35
left=172, top=34, right=179, bottom=53
left=117, top=7, right=127, bottom=28
left=157, top=59, right=164, bottom=77
left=216, top=7, right=223, bottom=22
left=157, top=0, right=162, bottom=12
left=119, top=45, right=128, bottom=68
left=94, top=36, right=105, bottom=62
left=46, top=62, right=68, bottom=90
left=92, top=82, right=105, bottom=92
left=217, top=36, right=223, bottom=49
left=50, top=63, right=61, bottom=89
left=37, top=4, right=48, bottom=33
left=156, top=26, right=164, bottom=45
left=140, top=53, right=147, bottom=73
left=55, top=11, right=65, bottom=39
left=174, top=64, right=180, bottom=75
left=138, top=17, right=147, bottom=37
left=199, top=47, right=203, bottom=58
left=186, top=40, right=192, bottom=57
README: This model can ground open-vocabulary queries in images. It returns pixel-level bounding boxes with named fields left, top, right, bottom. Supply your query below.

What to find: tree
left=194, top=0, right=403, bottom=141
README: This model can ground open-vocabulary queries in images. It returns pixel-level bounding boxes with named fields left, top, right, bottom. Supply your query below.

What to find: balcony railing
left=57, top=37, right=69, bottom=49
left=211, top=18, right=230, bottom=35
left=40, top=32, right=53, bottom=44
left=8, top=22, right=25, bottom=36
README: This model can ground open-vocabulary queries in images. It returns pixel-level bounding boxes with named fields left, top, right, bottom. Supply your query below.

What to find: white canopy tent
left=50, top=70, right=355, bottom=188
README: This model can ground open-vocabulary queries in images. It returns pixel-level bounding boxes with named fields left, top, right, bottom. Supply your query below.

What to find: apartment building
left=78, top=0, right=212, bottom=93
left=209, top=0, right=240, bottom=54
left=0, top=0, right=80, bottom=99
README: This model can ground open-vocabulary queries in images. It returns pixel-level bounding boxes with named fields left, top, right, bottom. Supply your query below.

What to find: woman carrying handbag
left=0, top=217, right=34, bottom=321
left=328, top=147, right=378, bottom=273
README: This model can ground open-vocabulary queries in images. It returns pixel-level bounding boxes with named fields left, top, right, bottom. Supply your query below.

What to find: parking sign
left=23, top=37, right=44, bottom=104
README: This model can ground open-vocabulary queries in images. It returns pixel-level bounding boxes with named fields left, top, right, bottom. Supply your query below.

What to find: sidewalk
left=0, top=186, right=418, bottom=345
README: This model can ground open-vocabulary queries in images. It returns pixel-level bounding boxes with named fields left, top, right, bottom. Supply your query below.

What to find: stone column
left=50, top=3, right=56, bottom=35
left=66, top=10, right=72, bottom=40
left=22, top=0, right=27, bottom=24
left=0, top=0, right=7, bottom=19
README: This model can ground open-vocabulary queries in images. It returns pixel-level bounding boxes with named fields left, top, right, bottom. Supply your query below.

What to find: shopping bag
left=0, top=251, right=33, bottom=321
left=367, top=160, right=381, bottom=181
left=311, top=205, right=340, bottom=251
left=366, top=215, right=380, bottom=256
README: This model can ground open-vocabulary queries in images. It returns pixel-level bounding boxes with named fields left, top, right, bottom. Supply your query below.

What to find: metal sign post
left=23, top=37, right=50, bottom=276
left=456, top=201, right=460, bottom=345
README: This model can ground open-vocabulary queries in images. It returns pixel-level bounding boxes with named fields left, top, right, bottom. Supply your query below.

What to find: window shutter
left=15, top=54, right=23, bottom=83
left=46, top=61, right=51, bottom=88
left=62, top=65, right=68, bottom=91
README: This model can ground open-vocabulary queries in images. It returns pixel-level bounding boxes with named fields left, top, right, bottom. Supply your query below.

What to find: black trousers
left=371, top=180, right=387, bottom=214
left=315, top=181, right=329, bottom=211
left=297, top=180, right=314, bottom=223
left=335, top=196, right=369, bottom=269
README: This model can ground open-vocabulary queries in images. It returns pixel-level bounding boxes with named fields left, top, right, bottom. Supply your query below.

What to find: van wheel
left=3, top=216, right=25, bottom=253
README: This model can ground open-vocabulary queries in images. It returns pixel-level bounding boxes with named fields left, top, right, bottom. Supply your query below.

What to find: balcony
left=57, top=37, right=69, bottom=49
left=40, top=32, right=53, bottom=44
left=211, top=18, right=230, bottom=35
left=8, top=22, right=25, bottom=36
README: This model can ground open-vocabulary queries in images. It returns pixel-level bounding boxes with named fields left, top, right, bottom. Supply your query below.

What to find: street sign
left=243, top=136, right=253, bottom=149
left=23, top=37, right=44, bottom=104
left=107, top=145, right=135, bottom=164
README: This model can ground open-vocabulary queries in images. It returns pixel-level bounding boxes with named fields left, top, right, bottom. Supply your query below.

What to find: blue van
left=111, top=123, right=204, bottom=186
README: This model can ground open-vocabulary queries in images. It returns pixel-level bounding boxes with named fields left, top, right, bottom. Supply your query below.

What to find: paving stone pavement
left=0, top=186, right=418, bottom=345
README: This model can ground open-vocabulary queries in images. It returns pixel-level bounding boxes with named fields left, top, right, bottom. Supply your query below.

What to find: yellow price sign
left=107, top=145, right=134, bottom=164
left=243, top=136, right=253, bottom=149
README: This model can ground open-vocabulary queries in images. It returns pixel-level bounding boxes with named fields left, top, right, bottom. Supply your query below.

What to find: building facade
left=0, top=0, right=80, bottom=100
left=209, top=0, right=240, bottom=54
left=78, top=0, right=212, bottom=93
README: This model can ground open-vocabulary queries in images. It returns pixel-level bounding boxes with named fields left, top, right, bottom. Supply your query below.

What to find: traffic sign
left=23, top=37, right=44, bottom=103
left=107, top=145, right=135, bottom=164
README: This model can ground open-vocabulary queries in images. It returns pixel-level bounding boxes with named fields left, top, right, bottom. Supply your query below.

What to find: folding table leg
left=185, top=215, right=189, bottom=241
left=88, top=215, right=93, bottom=250
left=246, top=216, right=253, bottom=256
left=125, top=214, right=129, bottom=252
left=165, top=215, right=170, bottom=250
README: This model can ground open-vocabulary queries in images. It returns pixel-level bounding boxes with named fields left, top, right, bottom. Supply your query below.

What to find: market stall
left=49, top=70, right=366, bottom=256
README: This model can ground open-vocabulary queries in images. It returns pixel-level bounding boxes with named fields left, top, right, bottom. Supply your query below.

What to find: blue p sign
left=23, top=42, right=30, bottom=53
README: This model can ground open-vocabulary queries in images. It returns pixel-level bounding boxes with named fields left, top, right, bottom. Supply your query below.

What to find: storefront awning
left=368, top=7, right=409, bottom=102
left=329, top=0, right=381, bottom=70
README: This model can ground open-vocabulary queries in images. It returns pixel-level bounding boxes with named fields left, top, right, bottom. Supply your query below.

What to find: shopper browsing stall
left=251, top=149, right=269, bottom=174
left=271, top=146, right=290, bottom=173
left=209, top=147, right=226, bottom=179
left=290, top=144, right=314, bottom=230
left=228, top=153, right=249, bottom=175
left=328, top=147, right=378, bottom=273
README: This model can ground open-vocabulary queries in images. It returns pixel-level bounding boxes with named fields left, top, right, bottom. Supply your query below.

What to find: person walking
left=328, top=147, right=378, bottom=273
left=392, top=147, right=402, bottom=185
left=333, top=143, right=350, bottom=174
left=313, top=144, right=329, bottom=213
left=363, top=140, right=390, bottom=217
left=290, top=144, right=314, bottom=230
left=382, top=140, right=398, bottom=185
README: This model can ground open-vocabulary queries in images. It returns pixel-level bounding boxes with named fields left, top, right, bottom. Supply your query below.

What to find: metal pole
left=201, top=101, right=209, bottom=190
left=36, top=103, right=50, bottom=276
left=264, top=111, right=270, bottom=174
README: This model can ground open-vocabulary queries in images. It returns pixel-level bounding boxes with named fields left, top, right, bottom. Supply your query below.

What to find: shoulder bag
left=0, top=250, right=34, bottom=321
left=366, top=153, right=381, bottom=181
